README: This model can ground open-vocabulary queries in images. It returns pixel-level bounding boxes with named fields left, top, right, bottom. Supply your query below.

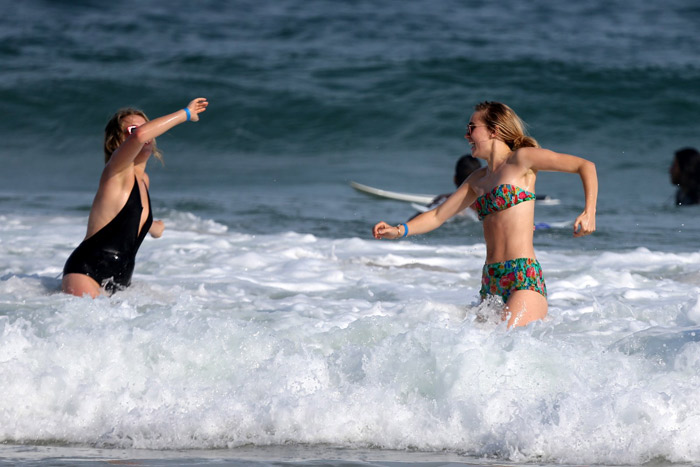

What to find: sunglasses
left=126, top=125, right=138, bottom=135
left=465, top=123, right=486, bottom=136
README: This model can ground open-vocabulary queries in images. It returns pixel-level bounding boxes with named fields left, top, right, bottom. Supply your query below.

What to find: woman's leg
left=62, top=273, right=102, bottom=298
left=503, top=289, right=548, bottom=328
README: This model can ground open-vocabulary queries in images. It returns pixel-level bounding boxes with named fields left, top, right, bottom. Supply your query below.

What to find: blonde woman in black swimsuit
left=62, top=98, right=209, bottom=297
left=373, top=101, right=597, bottom=328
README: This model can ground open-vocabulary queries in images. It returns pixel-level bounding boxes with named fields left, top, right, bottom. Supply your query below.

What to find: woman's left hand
left=573, top=211, right=595, bottom=237
left=186, top=98, right=209, bottom=122
left=150, top=220, right=165, bottom=238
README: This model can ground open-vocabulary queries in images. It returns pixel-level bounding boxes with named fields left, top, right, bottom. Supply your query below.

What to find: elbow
left=132, top=127, right=151, bottom=145
left=581, top=160, right=597, bottom=176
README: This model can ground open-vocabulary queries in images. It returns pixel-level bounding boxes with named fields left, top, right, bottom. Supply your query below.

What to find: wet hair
left=474, top=101, right=539, bottom=150
left=672, top=147, right=700, bottom=205
left=103, top=107, right=163, bottom=164
left=454, top=154, right=481, bottom=186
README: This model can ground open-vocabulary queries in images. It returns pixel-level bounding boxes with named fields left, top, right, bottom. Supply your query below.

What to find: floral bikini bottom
left=480, top=257, right=547, bottom=303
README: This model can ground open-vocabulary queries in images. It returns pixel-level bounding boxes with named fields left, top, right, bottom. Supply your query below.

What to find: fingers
left=573, top=215, right=595, bottom=237
left=573, top=219, right=588, bottom=237
left=372, top=222, right=385, bottom=239
left=372, top=222, right=395, bottom=239
left=187, top=98, right=209, bottom=122
left=189, top=97, right=208, bottom=108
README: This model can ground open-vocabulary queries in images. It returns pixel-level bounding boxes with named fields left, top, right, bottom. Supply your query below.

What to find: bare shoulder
left=460, top=166, right=487, bottom=191
left=466, top=166, right=488, bottom=183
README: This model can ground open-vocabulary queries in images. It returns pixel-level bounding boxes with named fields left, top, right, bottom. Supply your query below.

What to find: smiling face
left=464, top=111, right=492, bottom=158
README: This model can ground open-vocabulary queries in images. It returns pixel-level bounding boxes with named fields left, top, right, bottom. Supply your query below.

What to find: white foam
left=2, top=211, right=700, bottom=464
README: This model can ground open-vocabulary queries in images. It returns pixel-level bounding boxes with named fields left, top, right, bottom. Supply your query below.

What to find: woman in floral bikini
left=373, top=101, right=598, bottom=328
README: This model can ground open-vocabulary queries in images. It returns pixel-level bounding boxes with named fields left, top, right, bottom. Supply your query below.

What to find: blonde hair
left=103, top=107, right=163, bottom=164
left=474, top=101, right=539, bottom=150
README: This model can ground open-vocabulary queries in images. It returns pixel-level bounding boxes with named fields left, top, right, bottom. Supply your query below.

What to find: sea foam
left=1, top=211, right=700, bottom=464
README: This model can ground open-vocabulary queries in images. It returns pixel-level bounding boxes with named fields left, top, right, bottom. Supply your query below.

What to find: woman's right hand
left=186, top=98, right=209, bottom=122
left=373, top=221, right=401, bottom=240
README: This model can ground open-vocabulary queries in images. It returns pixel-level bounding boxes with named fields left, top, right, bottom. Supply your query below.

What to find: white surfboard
left=350, top=181, right=435, bottom=205
left=351, top=181, right=560, bottom=206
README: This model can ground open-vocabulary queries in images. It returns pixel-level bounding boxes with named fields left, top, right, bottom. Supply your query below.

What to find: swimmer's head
left=104, top=108, right=163, bottom=164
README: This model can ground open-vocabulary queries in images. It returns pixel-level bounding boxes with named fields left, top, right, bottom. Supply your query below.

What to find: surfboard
left=350, top=181, right=435, bottom=205
left=357, top=181, right=561, bottom=228
left=351, top=181, right=561, bottom=206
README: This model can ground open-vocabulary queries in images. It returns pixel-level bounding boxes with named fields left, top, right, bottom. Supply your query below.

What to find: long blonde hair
left=103, top=107, right=163, bottom=164
left=475, top=101, right=539, bottom=150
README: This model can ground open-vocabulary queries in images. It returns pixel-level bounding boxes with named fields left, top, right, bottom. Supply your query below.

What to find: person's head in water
left=670, top=147, right=700, bottom=206
left=454, top=154, right=481, bottom=187
left=103, top=108, right=163, bottom=164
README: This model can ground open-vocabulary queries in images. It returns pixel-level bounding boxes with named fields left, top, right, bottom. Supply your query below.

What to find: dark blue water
left=2, top=0, right=700, bottom=248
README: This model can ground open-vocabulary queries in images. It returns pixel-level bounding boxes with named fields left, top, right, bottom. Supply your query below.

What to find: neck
left=133, top=160, right=148, bottom=176
left=134, top=150, right=151, bottom=170
left=485, top=140, right=512, bottom=173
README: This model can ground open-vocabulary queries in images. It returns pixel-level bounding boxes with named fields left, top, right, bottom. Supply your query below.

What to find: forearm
left=403, top=209, right=446, bottom=237
left=134, top=98, right=207, bottom=143
left=133, top=109, right=189, bottom=144
left=374, top=185, right=473, bottom=240
left=580, top=161, right=598, bottom=213
left=373, top=209, right=446, bottom=240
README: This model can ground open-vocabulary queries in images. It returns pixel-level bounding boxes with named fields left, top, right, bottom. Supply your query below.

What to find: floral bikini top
left=474, top=184, right=536, bottom=220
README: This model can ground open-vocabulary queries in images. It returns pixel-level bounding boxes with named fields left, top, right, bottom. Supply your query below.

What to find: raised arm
left=105, top=98, right=209, bottom=176
left=373, top=180, right=478, bottom=239
left=518, top=147, right=598, bottom=237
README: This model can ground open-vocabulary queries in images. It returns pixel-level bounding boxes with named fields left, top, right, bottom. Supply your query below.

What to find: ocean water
left=1, top=0, right=700, bottom=465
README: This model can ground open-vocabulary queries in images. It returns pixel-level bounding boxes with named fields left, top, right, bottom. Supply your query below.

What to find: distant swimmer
left=670, top=147, right=700, bottom=206
left=62, top=98, right=209, bottom=298
left=373, top=101, right=598, bottom=328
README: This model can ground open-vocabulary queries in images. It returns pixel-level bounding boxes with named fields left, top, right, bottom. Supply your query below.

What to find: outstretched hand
left=186, top=98, right=209, bottom=122
left=373, top=221, right=401, bottom=240
left=573, top=211, right=595, bottom=237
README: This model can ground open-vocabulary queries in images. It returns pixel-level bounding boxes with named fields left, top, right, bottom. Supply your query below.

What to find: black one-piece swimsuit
left=63, top=178, right=153, bottom=293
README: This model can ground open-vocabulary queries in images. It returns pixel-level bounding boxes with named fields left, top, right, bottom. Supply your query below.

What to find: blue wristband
left=401, top=223, right=408, bottom=237
left=184, top=107, right=191, bottom=122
